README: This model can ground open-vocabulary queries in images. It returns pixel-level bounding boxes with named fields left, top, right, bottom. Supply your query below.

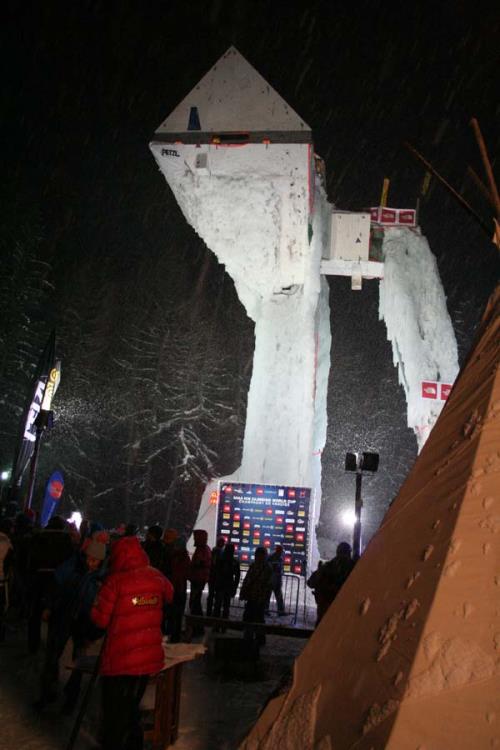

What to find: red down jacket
left=91, top=536, right=173, bottom=676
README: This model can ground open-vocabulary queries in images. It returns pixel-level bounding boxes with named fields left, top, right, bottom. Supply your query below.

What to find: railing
left=230, top=572, right=302, bottom=625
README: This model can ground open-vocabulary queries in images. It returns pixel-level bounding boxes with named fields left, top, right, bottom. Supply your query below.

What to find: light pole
left=345, top=451, right=379, bottom=559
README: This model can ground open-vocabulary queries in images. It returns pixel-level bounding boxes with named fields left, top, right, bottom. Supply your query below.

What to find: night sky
left=1, top=1, right=498, bottom=548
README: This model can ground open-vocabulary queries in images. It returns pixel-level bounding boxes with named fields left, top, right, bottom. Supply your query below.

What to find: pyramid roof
left=153, top=46, right=311, bottom=144
left=242, top=285, right=500, bottom=748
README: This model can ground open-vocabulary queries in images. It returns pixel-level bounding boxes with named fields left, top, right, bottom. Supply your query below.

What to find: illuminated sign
left=216, top=482, right=311, bottom=575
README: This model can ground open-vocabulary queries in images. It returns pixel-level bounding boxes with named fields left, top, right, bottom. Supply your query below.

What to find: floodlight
left=344, top=450, right=380, bottom=559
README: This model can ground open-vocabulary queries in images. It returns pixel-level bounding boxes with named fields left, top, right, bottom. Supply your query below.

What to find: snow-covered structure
left=380, top=227, right=459, bottom=449
left=150, top=47, right=458, bottom=565
left=240, top=286, right=500, bottom=750
left=150, top=47, right=330, bottom=567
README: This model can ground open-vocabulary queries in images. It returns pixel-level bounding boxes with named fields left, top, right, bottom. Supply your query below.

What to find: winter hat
left=85, top=539, right=106, bottom=561
left=147, top=524, right=163, bottom=541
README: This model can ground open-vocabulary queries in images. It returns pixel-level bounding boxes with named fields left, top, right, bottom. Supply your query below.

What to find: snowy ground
left=0, top=611, right=306, bottom=750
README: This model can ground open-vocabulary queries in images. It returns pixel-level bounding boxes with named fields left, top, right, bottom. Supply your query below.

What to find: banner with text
left=217, top=482, right=311, bottom=575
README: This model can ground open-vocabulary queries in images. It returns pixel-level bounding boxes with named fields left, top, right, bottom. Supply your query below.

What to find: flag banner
left=40, top=470, right=64, bottom=527
left=11, top=330, right=56, bottom=490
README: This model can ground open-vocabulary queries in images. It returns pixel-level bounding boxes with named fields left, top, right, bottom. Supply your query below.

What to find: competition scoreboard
left=216, top=482, right=311, bottom=575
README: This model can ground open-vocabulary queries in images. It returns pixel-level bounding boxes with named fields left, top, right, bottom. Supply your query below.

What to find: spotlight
left=340, top=509, right=357, bottom=528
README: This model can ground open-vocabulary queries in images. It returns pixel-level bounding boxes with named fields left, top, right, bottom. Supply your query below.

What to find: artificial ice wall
left=150, top=139, right=331, bottom=568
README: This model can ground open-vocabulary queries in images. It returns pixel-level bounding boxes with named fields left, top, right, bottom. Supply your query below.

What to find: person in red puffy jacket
left=91, top=535, right=173, bottom=750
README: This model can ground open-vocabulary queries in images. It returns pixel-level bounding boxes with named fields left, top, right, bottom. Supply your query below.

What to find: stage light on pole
left=340, top=508, right=357, bottom=528
left=345, top=451, right=379, bottom=559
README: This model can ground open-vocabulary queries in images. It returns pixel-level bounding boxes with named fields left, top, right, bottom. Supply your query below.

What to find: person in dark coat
left=142, top=524, right=165, bottom=572
left=189, top=529, right=211, bottom=619
left=206, top=536, right=225, bottom=617
left=161, top=527, right=178, bottom=579
left=239, top=547, right=272, bottom=645
left=10, top=512, right=34, bottom=616
left=212, top=543, right=240, bottom=621
left=27, top=515, right=74, bottom=653
left=34, top=538, right=107, bottom=712
left=0, top=519, right=13, bottom=641
left=307, top=541, right=355, bottom=625
left=91, top=535, right=173, bottom=750
left=266, top=545, right=285, bottom=615
left=165, top=536, right=190, bottom=642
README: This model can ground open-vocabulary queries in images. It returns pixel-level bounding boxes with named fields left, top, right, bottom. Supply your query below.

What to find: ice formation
left=150, top=140, right=331, bottom=568
left=379, top=227, right=459, bottom=449
left=150, top=47, right=459, bottom=568
left=150, top=48, right=331, bottom=568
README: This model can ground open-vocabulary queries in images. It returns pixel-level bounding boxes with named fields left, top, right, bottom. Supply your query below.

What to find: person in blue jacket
left=34, top=538, right=107, bottom=713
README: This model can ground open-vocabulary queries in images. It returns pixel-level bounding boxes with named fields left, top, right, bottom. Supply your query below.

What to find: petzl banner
left=11, top=330, right=57, bottom=491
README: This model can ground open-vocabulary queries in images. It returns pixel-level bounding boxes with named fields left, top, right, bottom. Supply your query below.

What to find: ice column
left=379, top=227, right=459, bottom=449
left=150, top=141, right=331, bottom=567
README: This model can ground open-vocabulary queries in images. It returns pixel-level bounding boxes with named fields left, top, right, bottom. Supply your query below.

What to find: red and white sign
left=422, top=381, right=438, bottom=399
left=421, top=381, right=453, bottom=401
left=440, top=383, right=452, bottom=400
left=371, top=206, right=417, bottom=227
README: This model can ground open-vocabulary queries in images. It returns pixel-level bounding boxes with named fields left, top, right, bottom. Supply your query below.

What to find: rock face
left=240, top=286, right=500, bottom=749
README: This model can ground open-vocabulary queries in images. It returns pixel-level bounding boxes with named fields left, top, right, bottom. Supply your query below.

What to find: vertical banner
left=11, top=330, right=56, bottom=492
left=40, top=470, right=64, bottom=527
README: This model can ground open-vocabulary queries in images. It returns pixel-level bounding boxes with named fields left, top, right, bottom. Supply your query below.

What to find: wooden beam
left=470, top=118, right=500, bottom=219
left=404, top=141, right=491, bottom=237
left=467, top=165, right=496, bottom=207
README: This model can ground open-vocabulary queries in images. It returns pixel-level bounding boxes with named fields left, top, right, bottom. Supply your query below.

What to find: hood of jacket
left=110, top=535, right=149, bottom=573
left=193, top=529, right=208, bottom=546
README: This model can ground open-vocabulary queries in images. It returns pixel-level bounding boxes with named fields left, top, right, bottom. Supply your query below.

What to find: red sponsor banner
left=256, top=487, right=264, bottom=495
left=398, top=210, right=416, bottom=225
left=422, top=381, right=438, bottom=399
left=380, top=208, right=397, bottom=224
left=223, top=485, right=232, bottom=493
left=287, top=488, right=296, bottom=498
left=422, top=381, right=453, bottom=400
left=370, top=207, right=417, bottom=227
left=440, top=383, right=452, bottom=400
